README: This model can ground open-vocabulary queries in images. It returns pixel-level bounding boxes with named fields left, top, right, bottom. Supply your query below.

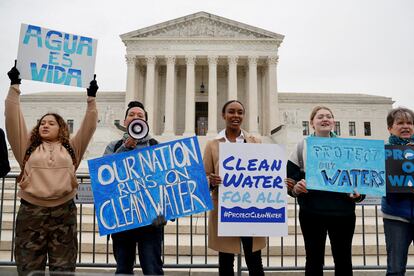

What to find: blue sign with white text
left=306, top=137, right=386, bottom=196
left=88, top=136, right=213, bottom=236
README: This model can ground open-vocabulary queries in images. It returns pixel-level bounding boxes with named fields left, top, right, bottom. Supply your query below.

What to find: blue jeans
left=112, top=225, right=164, bottom=275
left=383, top=218, right=414, bottom=276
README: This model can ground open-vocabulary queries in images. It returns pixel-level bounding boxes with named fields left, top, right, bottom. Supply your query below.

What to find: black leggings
left=218, top=237, right=264, bottom=276
left=299, top=210, right=356, bottom=276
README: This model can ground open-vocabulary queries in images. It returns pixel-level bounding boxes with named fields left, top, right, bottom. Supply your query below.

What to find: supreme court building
left=17, top=11, right=393, bottom=164
left=120, top=11, right=284, bottom=137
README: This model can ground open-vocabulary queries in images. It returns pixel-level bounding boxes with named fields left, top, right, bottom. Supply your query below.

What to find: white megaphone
left=127, top=119, right=149, bottom=141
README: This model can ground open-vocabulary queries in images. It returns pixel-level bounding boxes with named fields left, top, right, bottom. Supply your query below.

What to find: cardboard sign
left=385, top=145, right=414, bottom=193
left=17, top=23, right=97, bottom=88
left=218, top=143, right=287, bottom=237
left=306, top=137, right=386, bottom=196
left=88, top=137, right=213, bottom=236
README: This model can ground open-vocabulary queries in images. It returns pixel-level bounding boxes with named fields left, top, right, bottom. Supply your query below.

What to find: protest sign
left=306, top=137, right=386, bottom=196
left=17, top=23, right=97, bottom=88
left=385, top=145, right=414, bottom=193
left=88, top=136, right=213, bottom=236
left=218, top=143, right=287, bottom=237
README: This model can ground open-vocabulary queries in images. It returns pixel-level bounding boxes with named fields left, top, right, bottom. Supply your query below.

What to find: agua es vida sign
left=17, top=23, right=97, bottom=88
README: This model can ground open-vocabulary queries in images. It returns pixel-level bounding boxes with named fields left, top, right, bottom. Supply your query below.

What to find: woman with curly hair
left=5, top=61, right=99, bottom=276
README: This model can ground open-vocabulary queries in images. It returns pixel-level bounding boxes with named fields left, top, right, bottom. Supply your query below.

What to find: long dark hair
left=19, top=113, right=77, bottom=175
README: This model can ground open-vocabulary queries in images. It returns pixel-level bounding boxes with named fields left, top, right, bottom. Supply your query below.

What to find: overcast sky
left=1, top=0, right=413, bottom=130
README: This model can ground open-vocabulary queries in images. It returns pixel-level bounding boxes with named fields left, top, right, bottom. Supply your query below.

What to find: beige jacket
left=202, top=130, right=266, bottom=254
left=5, top=85, right=98, bottom=207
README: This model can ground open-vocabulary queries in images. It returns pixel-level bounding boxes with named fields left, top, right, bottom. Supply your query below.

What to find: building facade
left=120, top=11, right=284, bottom=137
left=15, top=12, right=393, bottom=165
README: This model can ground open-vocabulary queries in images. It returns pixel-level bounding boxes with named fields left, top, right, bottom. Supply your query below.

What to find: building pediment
left=120, top=11, right=284, bottom=41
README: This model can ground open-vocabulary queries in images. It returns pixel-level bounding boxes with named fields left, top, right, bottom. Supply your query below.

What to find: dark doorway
left=195, top=102, right=208, bottom=136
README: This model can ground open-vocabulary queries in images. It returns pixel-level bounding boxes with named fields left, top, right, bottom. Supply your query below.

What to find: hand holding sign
left=7, top=60, right=21, bottom=85
left=152, top=215, right=167, bottom=227
left=87, top=74, right=98, bottom=97
left=349, top=190, right=362, bottom=201
left=209, top=173, right=222, bottom=189
left=293, top=179, right=308, bottom=195
left=284, top=178, right=296, bottom=191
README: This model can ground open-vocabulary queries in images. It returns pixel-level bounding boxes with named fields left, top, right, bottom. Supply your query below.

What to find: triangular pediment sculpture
left=120, top=11, right=284, bottom=40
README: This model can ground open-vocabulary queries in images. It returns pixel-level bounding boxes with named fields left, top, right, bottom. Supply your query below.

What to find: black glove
left=87, top=74, right=98, bottom=97
left=7, top=60, right=21, bottom=85
left=152, top=214, right=167, bottom=227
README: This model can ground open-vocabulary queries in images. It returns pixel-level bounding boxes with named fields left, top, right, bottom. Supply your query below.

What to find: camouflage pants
left=14, top=199, right=78, bottom=276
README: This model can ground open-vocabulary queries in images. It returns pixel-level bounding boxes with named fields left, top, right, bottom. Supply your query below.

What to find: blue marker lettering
left=77, top=36, right=93, bottom=56
left=45, top=30, right=62, bottom=51
left=223, top=156, right=235, bottom=170
left=30, top=62, right=47, bottom=81
left=23, top=25, right=42, bottom=47
left=64, top=69, right=82, bottom=87
left=63, top=33, right=78, bottom=55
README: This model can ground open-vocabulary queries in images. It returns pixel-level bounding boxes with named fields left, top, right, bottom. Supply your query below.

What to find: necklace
left=47, top=142, right=55, bottom=162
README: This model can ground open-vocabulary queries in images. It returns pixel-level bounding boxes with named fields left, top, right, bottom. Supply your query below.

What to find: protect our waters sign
left=306, top=137, right=386, bottom=196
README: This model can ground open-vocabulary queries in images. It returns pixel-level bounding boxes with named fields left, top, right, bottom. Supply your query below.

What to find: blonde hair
left=309, top=106, right=334, bottom=122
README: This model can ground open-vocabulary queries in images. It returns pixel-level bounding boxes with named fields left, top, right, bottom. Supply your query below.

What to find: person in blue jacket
left=381, top=107, right=414, bottom=276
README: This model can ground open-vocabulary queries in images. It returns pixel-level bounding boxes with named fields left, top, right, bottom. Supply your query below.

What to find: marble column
left=267, top=55, right=279, bottom=135
left=207, top=55, right=218, bottom=136
left=125, top=55, right=137, bottom=110
left=144, top=55, right=156, bottom=134
left=183, top=56, right=196, bottom=136
left=227, top=56, right=238, bottom=100
left=248, top=56, right=259, bottom=135
left=162, top=55, right=176, bottom=136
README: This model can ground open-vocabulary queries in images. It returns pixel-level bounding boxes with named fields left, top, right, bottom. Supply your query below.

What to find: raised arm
left=4, top=62, right=29, bottom=166
left=70, top=76, right=99, bottom=165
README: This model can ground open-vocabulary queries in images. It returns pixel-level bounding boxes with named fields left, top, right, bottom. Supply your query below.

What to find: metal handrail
left=1, top=173, right=413, bottom=273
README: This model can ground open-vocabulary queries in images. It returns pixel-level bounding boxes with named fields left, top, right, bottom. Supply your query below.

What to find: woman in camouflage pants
left=5, top=62, right=98, bottom=276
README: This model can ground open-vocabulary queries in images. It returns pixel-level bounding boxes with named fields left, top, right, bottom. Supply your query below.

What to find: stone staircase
left=1, top=177, right=414, bottom=274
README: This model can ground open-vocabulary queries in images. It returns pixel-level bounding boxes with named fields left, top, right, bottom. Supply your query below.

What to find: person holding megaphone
left=103, top=101, right=164, bottom=275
